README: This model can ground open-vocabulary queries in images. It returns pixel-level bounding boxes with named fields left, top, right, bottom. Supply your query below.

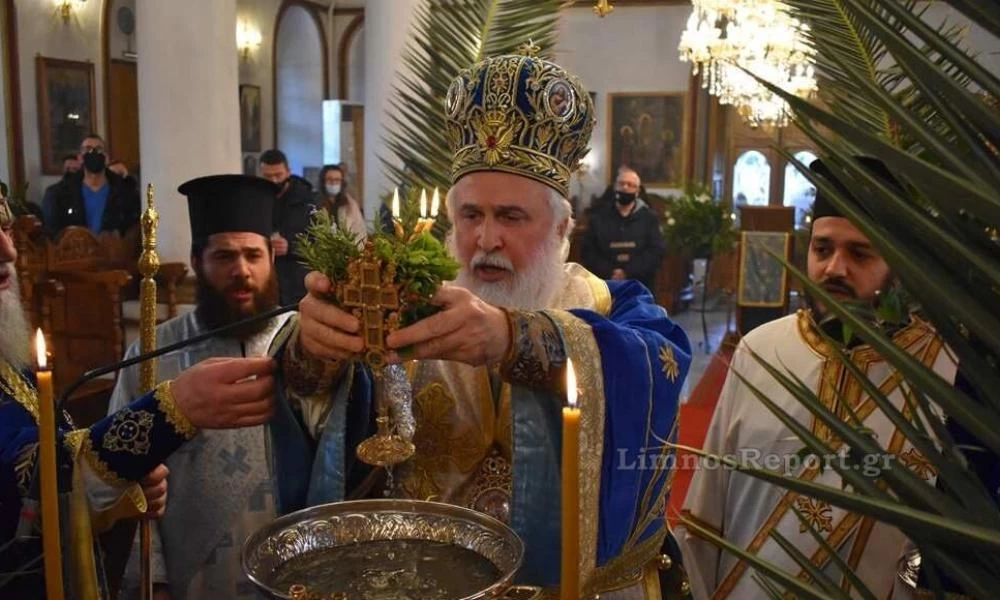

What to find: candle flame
left=566, top=357, right=578, bottom=408
left=420, top=189, right=428, bottom=218
left=391, top=188, right=400, bottom=219
left=431, top=188, right=440, bottom=218
left=35, top=329, right=47, bottom=370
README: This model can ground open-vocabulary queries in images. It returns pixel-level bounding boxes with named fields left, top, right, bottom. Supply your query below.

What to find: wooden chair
left=11, top=215, right=49, bottom=330
left=40, top=227, right=132, bottom=419
left=103, top=226, right=189, bottom=323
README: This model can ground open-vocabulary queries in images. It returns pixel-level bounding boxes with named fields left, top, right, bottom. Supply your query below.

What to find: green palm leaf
left=379, top=0, right=566, bottom=196
left=686, top=0, right=1000, bottom=595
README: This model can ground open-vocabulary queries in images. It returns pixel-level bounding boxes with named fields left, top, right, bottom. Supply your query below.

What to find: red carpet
left=668, top=341, right=735, bottom=527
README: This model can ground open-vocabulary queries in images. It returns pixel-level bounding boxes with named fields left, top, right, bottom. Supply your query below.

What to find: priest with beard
left=107, top=175, right=293, bottom=600
left=265, top=50, right=694, bottom=597
left=676, top=158, right=958, bottom=599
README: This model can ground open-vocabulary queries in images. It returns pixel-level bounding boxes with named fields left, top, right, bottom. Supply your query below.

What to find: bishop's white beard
left=449, top=231, right=566, bottom=310
left=0, top=266, right=31, bottom=370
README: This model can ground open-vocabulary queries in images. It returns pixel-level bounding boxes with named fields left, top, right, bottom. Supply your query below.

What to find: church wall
left=554, top=3, right=694, bottom=203
left=108, top=0, right=136, bottom=62
left=15, top=0, right=105, bottom=204
left=3, top=1, right=998, bottom=208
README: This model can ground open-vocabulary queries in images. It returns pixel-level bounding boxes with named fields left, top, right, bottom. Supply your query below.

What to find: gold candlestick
left=138, top=183, right=161, bottom=600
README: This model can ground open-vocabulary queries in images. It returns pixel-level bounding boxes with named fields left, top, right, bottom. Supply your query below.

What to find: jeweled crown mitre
left=445, top=44, right=596, bottom=197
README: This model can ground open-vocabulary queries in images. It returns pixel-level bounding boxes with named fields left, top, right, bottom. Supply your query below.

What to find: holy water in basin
left=270, top=539, right=502, bottom=599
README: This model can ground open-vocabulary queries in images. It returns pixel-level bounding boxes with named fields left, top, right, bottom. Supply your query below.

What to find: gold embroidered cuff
left=156, top=381, right=197, bottom=440
left=498, top=309, right=566, bottom=392
left=284, top=329, right=345, bottom=397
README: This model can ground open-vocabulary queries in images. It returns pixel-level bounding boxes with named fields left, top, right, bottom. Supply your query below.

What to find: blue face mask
left=325, top=183, right=342, bottom=196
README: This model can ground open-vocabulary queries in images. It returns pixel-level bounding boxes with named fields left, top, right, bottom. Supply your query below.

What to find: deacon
left=107, top=175, right=293, bottom=600
left=676, top=158, right=957, bottom=599
left=268, top=49, right=693, bottom=597
left=0, top=185, right=278, bottom=598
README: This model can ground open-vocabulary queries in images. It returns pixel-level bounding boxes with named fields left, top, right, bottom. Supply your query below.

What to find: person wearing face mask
left=47, top=133, right=141, bottom=239
left=581, top=165, right=666, bottom=293
left=315, top=164, right=367, bottom=240
left=258, top=149, right=318, bottom=306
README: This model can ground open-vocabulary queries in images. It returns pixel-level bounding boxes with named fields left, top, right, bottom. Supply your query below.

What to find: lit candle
left=419, top=188, right=428, bottom=219
left=561, top=358, right=580, bottom=600
left=391, top=188, right=400, bottom=219
left=35, top=329, right=65, bottom=600
left=431, top=188, right=440, bottom=218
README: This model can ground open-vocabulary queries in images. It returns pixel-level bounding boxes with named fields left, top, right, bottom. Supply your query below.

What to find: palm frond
left=380, top=0, right=565, bottom=197
left=701, top=0, right=1000, bottom=595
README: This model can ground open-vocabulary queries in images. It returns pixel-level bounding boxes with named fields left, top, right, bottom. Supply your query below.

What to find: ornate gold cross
left=338, top=241, right=401, bottom=370
left=336, top=240, right=414, bottom=467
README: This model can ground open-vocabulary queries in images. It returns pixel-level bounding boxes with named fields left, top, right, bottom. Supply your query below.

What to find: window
left=733, top=150, right=770, bottom=207
left=783, top=150, right=818, bottom=226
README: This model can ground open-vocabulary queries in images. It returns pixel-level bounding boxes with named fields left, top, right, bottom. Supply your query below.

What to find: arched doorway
left=274, top=3, right=325, bottom=179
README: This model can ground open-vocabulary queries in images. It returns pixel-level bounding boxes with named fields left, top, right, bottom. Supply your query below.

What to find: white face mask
left=325, top=183, right=342, bottom=196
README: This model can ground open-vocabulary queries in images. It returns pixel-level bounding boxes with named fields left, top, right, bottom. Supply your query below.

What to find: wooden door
left=107, top=59, right=139, bottom=171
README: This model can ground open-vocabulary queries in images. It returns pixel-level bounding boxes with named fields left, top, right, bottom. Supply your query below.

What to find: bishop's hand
left=385, top=285, right=511, bottom=367
left=298, top=271, right=365, bottom=361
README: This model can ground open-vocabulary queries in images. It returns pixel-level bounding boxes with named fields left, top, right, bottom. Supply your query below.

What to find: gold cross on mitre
left=517, top=39, right=541, bottom=57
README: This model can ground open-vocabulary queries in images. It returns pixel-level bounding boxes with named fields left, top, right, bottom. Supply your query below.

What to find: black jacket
left=581, top=199, right=666, bottom=293
left=47, top=171, right=140, bottom=238
left=273, top=175, right=318, bottom=305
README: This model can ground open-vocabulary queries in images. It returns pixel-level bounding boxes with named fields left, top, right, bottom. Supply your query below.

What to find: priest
left=107, top=175, right=293, bottom=600
left=676, top=157, right=957, bottom=599
left=266, top=50, right=693, bottom=597
left=0, top=183, right=278, bottom=597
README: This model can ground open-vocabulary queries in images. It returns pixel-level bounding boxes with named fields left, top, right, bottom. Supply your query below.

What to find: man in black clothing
left=47, top=134, right=140, bottom=239
left=259, top=149, right=317, bottom=305
left=581, top=166, right=666, bottom=293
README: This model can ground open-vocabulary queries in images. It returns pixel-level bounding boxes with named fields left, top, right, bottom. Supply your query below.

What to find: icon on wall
left=240, top=84, right=262, bottom=153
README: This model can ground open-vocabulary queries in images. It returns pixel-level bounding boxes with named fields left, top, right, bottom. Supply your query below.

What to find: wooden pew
left=41, top=227, right=132, bottom=423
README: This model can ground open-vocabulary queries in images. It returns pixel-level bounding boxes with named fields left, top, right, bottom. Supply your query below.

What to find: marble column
left=362, top=0, right=421, bottom=217
left=137, top=0, right=240, bottom=265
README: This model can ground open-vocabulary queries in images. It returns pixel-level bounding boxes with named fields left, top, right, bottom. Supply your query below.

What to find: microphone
left=16, top=302, right=299, bottom=541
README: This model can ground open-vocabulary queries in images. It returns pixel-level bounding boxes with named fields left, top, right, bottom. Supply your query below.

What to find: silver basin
left=241, top=499, right=527, bottom=599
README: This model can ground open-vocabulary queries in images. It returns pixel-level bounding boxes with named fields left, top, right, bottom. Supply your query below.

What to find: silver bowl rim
left=240, top=498, right=525, bottom=599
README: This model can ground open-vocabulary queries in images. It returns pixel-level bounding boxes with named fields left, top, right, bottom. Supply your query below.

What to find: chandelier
left=678, top=0, right=817, bottom=128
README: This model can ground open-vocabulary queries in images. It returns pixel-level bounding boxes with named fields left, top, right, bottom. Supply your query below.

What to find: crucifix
left=339, top=242, right=415, bottom=467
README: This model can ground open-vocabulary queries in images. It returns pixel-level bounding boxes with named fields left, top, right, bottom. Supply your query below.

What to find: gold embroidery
left=0, top=360, right=40, bottom=422
left=155, top=381, right=197, bottom=440
left=476, top=110, right=516, bottom=166
left=543, top=310, right=606, bottom=590
left=15, top=441, right=38, bottom=496
left=102, top=408, right=155, bottom=456
left=67, top=430, right=125, bottom=486
left=467, top=449, right=513, bottom=522
left=500, top=310, right=565, bottom=389
left=64, top=429, right=148, bottom=515
left=899, top=448, right=937, bottom=481
left=794, top=497, right=834, bottom=533
left=447, top=53, right=595, bottom=196
left=402, top=382, right=488, bottom=501
left=659, top=344, right=680, bottom=382
left=716, top=317, right=947, bottom=597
